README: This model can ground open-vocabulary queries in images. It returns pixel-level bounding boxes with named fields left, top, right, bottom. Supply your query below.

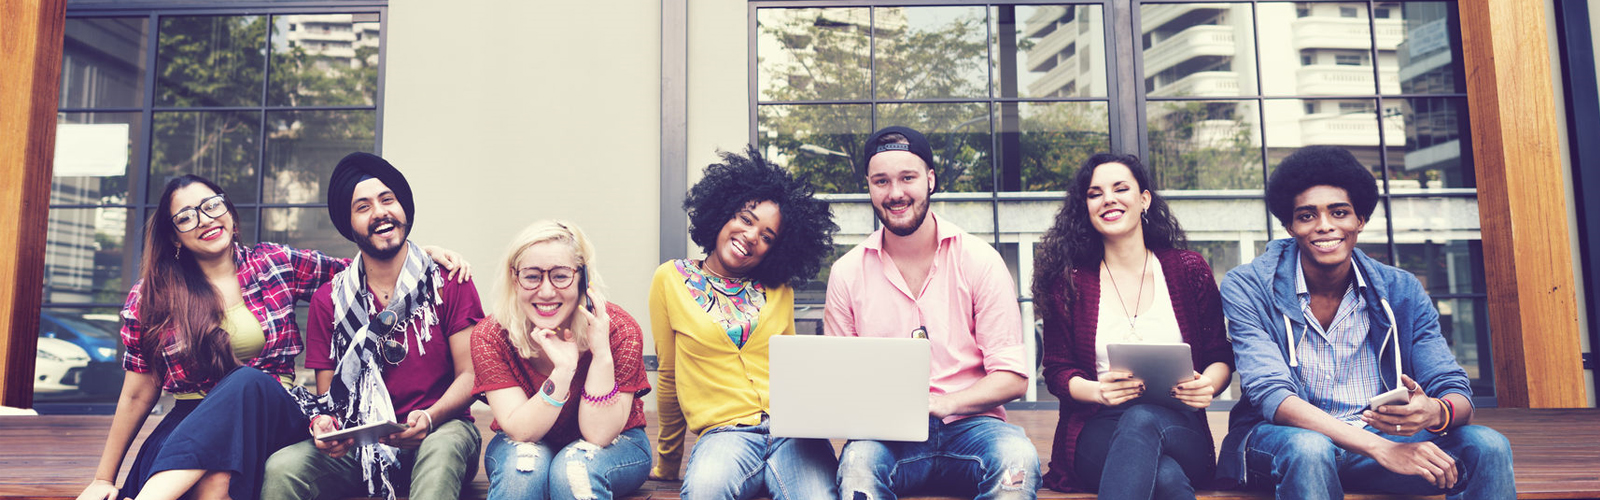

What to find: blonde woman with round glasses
left=470, top=220, right=652, bottom=500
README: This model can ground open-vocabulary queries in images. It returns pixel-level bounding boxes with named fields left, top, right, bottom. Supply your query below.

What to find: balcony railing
left=1027, top=17, right=1080, bottom=73
left=1292, top=17, right=1404, bottom=50
left=1143, top=25, right=1236, bottom=75
left=1148, top=70, right=1240, bottom=97
left=1295, top=65, right=1399, bottom=95
left=1299, top=112, right=1407, bottom=147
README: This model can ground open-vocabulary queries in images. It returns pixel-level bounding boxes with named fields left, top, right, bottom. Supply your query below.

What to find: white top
left=1095, top=258, right=1183, bottom=377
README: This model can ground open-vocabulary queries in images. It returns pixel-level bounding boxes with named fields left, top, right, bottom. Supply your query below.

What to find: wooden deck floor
left=0, top=408, right=1594, bottom=499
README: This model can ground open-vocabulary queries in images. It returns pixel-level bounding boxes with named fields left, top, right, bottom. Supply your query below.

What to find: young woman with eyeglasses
left=1033, top=155, right=1234, bottom=499
left=77, top=175, right=469, bottom=500
left=648, top=147, right=839, bottom=500
left=469, top=220, right=653, bottom=500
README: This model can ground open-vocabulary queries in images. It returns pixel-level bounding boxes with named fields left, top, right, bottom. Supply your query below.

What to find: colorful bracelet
left=582, top=382, right=622, bottom=405
left=1426, top=398, right=1453, bottom=433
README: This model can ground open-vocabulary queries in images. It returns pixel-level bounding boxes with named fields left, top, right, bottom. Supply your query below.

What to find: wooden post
left=0, top=0, right=67, bottom=409
left=1459, top=0, right=1589, bottom=407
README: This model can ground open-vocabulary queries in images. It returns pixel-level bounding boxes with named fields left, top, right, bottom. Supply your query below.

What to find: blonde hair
left=493, top=220, right=604, bottom=359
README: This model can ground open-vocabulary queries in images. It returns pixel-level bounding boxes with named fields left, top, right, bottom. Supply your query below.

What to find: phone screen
left=579, top=266, right=594, bottom=312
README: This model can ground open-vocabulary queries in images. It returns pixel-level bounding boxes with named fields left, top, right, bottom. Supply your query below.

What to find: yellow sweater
left=648, top=260, right=794, bottom=476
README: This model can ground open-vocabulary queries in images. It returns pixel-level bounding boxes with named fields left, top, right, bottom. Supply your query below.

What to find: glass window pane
left=1386, top=97, right=1472, bottom=189
left=997, top=5, right=1107, bottom=98
left=1438, top=297, right=1493, bottom=392
left=1141, top=3, right=1258, bottom=97
left=55, top=112, right=139, bottom=205
left=758, top=104, right=872, bottom=195
left=149, top=111, right=262, bottom=204
left=43, top=208, right=133, bottom=305
left=1260, top=3, right=1378, bottom=96
left=260, top=207, right=357, bottom=259
left=757, top=8, right=871, bottom=103
left=1005, top=101, right=1110, bottom=192
left=1146, top=100, right=1263, bottom=190
left=1172, top=198, right=1271, bottom=278
left=874, top=6, right=990, bottom=100
left=60, top=18, right=149, bottom=109
left=36, top=307, right=126, bottom=403
left=1394, top=237, right=1485, bottom=296
left=270, top=14, right=381, bottom=107
left=875, top=102, right=993, bottom=192
left=156, top=16, right=267, bottom=107
left=263, top=110, right=377, bottom=204
left=1262, top=99, right=1388, bottom=187
left=1388, top=2, right=1459, bottom=95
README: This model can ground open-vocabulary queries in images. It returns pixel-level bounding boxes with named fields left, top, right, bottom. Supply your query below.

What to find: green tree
left=1145, top=101, right=1261, bottom=190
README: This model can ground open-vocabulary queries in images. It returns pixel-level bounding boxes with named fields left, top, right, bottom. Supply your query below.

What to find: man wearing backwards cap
left=263, top=152, right=485, bottom=500
left=824, top=126, right=1041, bottom=499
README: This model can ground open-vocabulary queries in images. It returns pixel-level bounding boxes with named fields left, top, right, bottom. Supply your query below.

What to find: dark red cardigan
left=1038, top=248, right=1234, bottom=492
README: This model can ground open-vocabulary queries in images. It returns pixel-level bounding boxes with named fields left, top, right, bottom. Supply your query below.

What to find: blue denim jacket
left=1215, top=238, right=1472, bottom=487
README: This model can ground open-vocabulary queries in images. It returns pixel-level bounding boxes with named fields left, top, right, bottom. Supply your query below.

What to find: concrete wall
left=381, top=0, right=663, bottom=320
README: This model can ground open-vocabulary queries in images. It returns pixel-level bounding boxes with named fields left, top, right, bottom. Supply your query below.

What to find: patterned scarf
left=291, top=240, right=440, bottom=499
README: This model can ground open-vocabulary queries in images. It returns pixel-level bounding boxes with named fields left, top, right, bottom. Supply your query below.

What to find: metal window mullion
left=985, top=7, right=1000, bottom=250
left=1365, top=0, right=1398, bottom=266
left=748, top=4, right=760, bottom=147
left=256, top=13, right=273, bottom=245
left=1250, top=1, right=1273, bottom=242
left=374, top=6, right=387, bottom=155
left=130, top=12, right=161, bottom=301
left=149, top=105, right=376, bottom=112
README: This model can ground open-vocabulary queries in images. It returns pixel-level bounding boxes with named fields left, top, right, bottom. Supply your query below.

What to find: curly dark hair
left=1031, top=153, right=1187, bottom=319
left=1266, top=145, right=1380, bottom=227
left=685, top=145, right=840, bottom=288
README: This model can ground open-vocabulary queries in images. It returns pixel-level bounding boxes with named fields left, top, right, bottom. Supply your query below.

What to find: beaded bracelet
left=582, top=382, right=622, bottom=405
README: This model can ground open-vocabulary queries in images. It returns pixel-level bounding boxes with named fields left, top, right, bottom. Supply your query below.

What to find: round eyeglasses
left=171, top=194, right=230, bottom=233
left=513, top=265, right=580, bottom=291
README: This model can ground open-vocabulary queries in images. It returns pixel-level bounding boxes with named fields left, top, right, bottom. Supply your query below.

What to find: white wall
left=381, top=0, right=663, bottom=319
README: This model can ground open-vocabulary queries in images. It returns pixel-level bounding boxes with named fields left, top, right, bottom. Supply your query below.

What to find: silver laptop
left=768, top=335, right=931, bottom=442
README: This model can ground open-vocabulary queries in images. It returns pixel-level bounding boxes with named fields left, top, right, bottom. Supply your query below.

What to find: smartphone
left=1366, top=386, right=1411, bottom=411
left=578, top=266, right=594, bottom=312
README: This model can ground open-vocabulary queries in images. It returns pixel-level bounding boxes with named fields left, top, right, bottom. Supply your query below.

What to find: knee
left=485, top=439, right=550, bottom=498
left=215, top=366, right=278, bottom=394
left=548, top=442, right=613, bottom=500
left=1275, top=431, right=1337, bottom=471
left=264, top=442, right=313, bottom=477
left=680, top=467, right=738, bottom=500
left=1153, top=459, right=1194, bottom=495
left=1454, top=425, right=1513, bottom=467
left=837, top=441, right=892, bottom=479
left=1119, top=404, right=1179, bottom=431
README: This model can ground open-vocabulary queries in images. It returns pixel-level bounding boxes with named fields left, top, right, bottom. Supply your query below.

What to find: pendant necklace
left=1103, top=249, right=1151, bottom=342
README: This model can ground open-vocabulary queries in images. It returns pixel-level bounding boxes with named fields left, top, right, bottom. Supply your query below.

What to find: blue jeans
left=1245, top=423, right=1515, bottom=500
left=483, top=427, right=651, bottom=500
left=680, top=417, right=839, bottom=500
left=1074, top=405, right=1214, bottom=500
left=838, top=416, right=1041, bottom=500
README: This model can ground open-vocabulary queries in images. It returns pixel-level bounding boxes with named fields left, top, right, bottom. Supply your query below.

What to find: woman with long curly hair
left=1032, top=154, right=1234, bottom=499
left=647, top=146, right=840, bottom=500
left=77, top=175, right=467, bottom=500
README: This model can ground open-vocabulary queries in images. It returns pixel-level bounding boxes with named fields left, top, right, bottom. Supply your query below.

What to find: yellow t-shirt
left=172, top=302, right=289, bottom=400
left=649, top=260, right=795, bottom=473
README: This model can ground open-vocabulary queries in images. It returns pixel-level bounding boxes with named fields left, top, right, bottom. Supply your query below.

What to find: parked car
left=35, top=337, right=91, bottom=393
left=37, top=312, right=124, bottom=396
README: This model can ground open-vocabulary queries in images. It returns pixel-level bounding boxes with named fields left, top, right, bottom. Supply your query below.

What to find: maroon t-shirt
left=305, top=274, right=484, bottom=422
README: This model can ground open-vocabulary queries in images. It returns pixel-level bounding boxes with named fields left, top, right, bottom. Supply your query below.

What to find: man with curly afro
left=825, top=126, right=1041, bottom=499
left=1217, top=145, right=1513, bottom=499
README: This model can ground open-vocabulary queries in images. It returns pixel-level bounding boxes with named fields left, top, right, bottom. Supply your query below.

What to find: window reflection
left=875, top=102, right=993, bottom=192
left=60, top=18, right=148, bottom=109
left=757, top=8, right=871, bottom=103
left=874, top=7, right=990, bottom=100
left=270, top=14, right=381, bottom=106
left=264, top=110, right=377, bottom=204
left=998, top=5, right=1107, bottom=98
left=149, top=111, right=262, bottom=203
left=758, top=104, right=871, bottom=195
left=156, top=16, right=268, bottom=107
left=1146, top=100, right=1262, bottom=190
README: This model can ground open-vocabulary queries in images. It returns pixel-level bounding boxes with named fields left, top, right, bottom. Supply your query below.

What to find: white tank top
left=1095, top=258, right=1183, bottom=377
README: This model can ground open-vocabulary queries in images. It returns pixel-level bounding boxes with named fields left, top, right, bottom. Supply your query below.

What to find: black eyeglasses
left=513, top=265, right=580, bottom=291
left=171, top=194, right=229, bottom=233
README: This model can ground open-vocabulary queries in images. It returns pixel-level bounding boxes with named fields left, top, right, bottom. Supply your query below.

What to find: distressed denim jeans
left=483, top=427, right=652, bottom=500
left=838, top=416, right=1041, bottom=500
left=680, top=417, right=840, bottom=500
left=1245, top=423, right=1515, bottom=500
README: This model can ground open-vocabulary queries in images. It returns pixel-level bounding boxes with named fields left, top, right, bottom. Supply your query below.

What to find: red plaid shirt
left=120, top=242, right=349, bottom=394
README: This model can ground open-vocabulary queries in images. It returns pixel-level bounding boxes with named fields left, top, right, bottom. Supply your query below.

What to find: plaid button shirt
left=120, top=242, right=349, bottom=394
left=1292, top=256, right=1381, bottom=424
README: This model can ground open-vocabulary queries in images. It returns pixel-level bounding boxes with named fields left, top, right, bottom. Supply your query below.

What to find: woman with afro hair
left=647, top=146, right=840, bottom=500
left=1033, top=154, right=1234, bottom=499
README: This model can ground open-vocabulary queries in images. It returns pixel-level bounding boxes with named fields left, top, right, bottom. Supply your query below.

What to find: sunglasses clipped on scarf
left=373, top=310, right=408, bottom=365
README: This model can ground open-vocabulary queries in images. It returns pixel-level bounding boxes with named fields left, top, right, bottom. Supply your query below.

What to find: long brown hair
left=135, top=174, right=241, bottom=384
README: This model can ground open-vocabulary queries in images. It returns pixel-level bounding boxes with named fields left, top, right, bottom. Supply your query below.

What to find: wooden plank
left=1458, top=0, right=1588, bottom=408
left=0, top=409, right=1594, bottom=499
left=0, top=0, right=68, bottom=409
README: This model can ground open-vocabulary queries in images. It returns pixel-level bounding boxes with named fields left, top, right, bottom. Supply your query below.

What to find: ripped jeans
left=838, top=416, right=1040, bottom=500
left=483, top=427, right=652, bottom=500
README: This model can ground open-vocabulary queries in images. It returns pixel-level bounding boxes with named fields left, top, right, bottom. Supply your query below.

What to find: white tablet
left=315, top=420, right=407, bottom=445
left=1106, top=343, right=1194, bottom=411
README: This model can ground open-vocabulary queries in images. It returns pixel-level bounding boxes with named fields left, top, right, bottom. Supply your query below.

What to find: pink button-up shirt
left=824, top=213, right=1029, bottom=423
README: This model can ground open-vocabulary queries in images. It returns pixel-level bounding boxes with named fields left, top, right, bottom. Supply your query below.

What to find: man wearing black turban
left=263, top=152, right=486, bottom=500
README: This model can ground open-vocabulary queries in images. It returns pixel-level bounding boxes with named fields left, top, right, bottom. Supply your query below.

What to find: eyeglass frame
left=171, top=194, right=231, bottom=233
left=511, top=264, right=584, bottom=291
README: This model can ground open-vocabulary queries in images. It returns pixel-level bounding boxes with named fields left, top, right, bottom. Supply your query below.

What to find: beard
left=355, top=216, right=410, bottom=260
left=876, top=195, right=931, bottom=237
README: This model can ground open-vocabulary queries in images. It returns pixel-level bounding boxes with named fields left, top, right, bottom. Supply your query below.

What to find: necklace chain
left=1103, top=250, right=1151, bottom=341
